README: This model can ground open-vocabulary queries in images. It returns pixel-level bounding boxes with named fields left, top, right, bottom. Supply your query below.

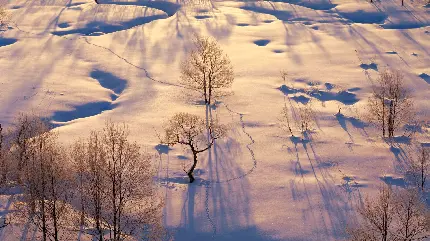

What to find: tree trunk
left=203, top=75, right=208, bottom=105
left=51, top=175, right=59, bottom=241
left=381, top=97, right=386, bottom=138
left=187, top=149, right=198, bottom=183
left=0, top=124, right=5, bottom=185
left=388, top=100, right=395, bottom=138
left=208, top=81, right=212, bottom=106
left=421, top=150, right=426, bottom=192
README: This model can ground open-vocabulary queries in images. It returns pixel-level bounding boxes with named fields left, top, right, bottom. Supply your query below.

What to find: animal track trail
left=213, top=103, right=258, bottom=184
left=203, top=182, right=217, bottom=239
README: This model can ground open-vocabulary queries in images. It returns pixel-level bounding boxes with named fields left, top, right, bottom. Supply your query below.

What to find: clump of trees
left=367, top=70, right=414, bottom=139
left=0, top=6, right=9, bottom=30
left=72, top=121, right=165, bottom=241
left=0, top=115, right=166, bottom=241
left=162, top=113, right=225, bottom=183
left=348, top=185, right=430, bottom=241
left=180, top=36, right=234, bottom=106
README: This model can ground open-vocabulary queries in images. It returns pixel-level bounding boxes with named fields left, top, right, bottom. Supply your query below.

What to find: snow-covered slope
left=0, top=0, right=429, bottom=240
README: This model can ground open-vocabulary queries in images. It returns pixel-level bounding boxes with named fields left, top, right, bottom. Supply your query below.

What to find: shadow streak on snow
left=380, top=176, right=407, bottom=188
left=102, top=0, right=181, bottom=17
left=173, top=226, right=281, bottom=241
left=279, top=84, right=359, bottom=105
left=161, top=106, right=274, bottom=240
left=90, top=69, right=127, bottom=100
left=335, top=113, right=368, bottom=142
left=51, top=101, right=116, bottom=123
left=419, top=73, right=430, bottom=84
left=51, top=15, right=167, bottom=36
left=0, top=38, right=18, bottom=47
left=287, top=131, right=358, bottom=240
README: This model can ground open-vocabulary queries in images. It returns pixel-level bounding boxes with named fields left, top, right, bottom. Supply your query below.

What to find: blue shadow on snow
left=0, top=38, right=18, bottom=47
left=51, top=101, right=116, bottom=123
left=52, top=15, right=166, bottom=36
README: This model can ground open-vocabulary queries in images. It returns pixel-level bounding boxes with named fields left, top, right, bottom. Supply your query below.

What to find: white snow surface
left=0, top=0, right=430, bottom=240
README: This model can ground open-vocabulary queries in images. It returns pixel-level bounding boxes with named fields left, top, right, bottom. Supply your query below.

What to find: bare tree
left=162, top=112, right=225, bottom=183
left=0, top=6, right=9, bottom=30
left=72, top=121, right=166, bottom=241
left=367, top=70, right=414, bottom=138
left=392, top=189, right=429, bottom=240
left=0, top=124, right=7, bottom=186
left=14, top=121, right=73, bottom=241
left=180, top=36, right=234, bottom=105
left=409, top=146, right=429, bottom=192
left=9, top=114, right=49, bottom=183
left=0, top=123, right=10, bottom=229
left=355, top=185, right=395, bottom=241
left=348, top=185, right=430, bottom=241
left=8, top=115, right=51, bottom=223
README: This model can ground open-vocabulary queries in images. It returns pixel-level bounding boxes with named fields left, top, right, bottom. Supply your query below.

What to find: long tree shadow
left=335, top=112, right=368, bottom=143
left=167, top=105, right=279, bottom=240
left=287, top=131, right=358, bottom=240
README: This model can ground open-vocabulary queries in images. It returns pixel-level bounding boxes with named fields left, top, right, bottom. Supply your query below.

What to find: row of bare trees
left=348, top=185, right=430, bottom=240
left=350, top=69, right=429, bottom=240
left=0, top=116, right=166, bottom=241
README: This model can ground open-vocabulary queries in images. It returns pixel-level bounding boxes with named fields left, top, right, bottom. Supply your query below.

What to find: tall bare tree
left=180, top=36, right=234, bottom=105
left=14, top=120, right=73, bottom=241
left=162, top=112, right=225, bottom=183
left=367, top=70, right=414, bottom=138
left=409, top=146, right=429, bottom=192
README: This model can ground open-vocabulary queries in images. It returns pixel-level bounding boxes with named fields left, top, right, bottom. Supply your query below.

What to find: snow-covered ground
left=0, top=0, right=429, bottom=240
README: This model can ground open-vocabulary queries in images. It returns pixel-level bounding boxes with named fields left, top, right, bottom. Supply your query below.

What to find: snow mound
left=334, top=3, right=387, bottom=24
